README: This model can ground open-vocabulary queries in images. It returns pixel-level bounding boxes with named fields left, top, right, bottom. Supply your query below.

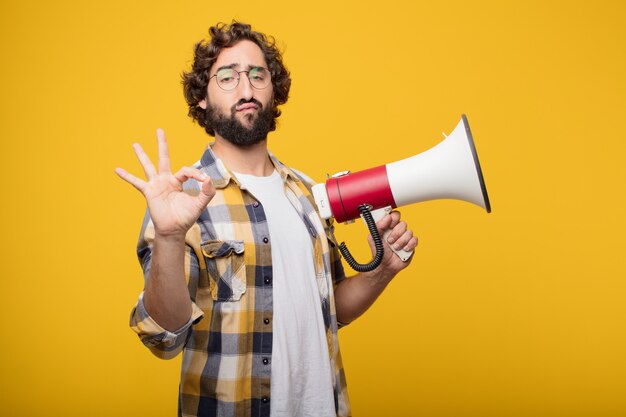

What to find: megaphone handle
left=366, top=206, right=414, bottom=262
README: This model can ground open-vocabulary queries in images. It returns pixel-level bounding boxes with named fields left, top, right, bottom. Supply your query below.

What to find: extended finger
left=156, top=128, right=171, bottom=174
left=114, top=167, right=147, bottom=193
left=133, top=143, right=158, bottom=179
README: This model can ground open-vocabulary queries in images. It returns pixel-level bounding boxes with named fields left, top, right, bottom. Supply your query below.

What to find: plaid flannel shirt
left=130, top=145, right=351, bottom=417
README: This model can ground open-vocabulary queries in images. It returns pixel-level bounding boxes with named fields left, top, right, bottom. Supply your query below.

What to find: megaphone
left=312, top=114, right=491, bottom=272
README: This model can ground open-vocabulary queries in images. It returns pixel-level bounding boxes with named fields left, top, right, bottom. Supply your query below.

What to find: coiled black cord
left=338, top=205, right=384, bottom=272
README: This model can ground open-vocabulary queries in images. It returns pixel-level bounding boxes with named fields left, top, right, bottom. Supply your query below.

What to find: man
left=115, top=21, right=417, bottom=417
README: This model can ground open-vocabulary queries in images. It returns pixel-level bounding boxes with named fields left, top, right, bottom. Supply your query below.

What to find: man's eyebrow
left=214, top=63, right=238, bottom=72
left=214, top=63, right=266, bottom=72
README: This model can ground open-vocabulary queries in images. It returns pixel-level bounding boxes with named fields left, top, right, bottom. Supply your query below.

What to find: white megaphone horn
left=312, top=114, right=491, bottom=272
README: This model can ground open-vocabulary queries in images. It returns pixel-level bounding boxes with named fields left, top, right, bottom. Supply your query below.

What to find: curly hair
left=182, top=21, right=291, bottom=136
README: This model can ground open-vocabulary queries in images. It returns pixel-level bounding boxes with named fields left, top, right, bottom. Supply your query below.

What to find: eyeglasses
left=209, top=66, right=271, bottom=91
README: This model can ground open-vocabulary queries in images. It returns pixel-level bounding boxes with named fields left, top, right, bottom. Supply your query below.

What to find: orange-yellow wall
left=1, top=1, right=625, bottom=416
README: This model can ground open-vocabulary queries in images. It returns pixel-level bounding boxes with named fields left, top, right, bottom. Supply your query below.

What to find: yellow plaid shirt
left=130, top=145, right=351, bottom=417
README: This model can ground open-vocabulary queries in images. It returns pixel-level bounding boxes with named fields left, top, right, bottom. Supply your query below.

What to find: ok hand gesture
left=115, top=129, right=215, bottom=238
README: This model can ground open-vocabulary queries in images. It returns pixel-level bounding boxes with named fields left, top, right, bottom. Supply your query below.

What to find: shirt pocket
left=200, top=240, right=247, bottom=302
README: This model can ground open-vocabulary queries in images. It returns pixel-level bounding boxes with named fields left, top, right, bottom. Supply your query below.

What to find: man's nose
left=237, top=72, right=254, bottom=101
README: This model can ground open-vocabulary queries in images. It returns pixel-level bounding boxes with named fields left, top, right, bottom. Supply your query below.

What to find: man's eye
left=250, top=68, right=267, bottom=80
left=220, top=76, right=234, bottom=83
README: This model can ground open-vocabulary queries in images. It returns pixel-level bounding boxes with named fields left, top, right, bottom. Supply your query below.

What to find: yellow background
left=1, top=0, right=625, bottom=416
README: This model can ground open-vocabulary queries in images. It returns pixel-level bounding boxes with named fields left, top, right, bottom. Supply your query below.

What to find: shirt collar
left=268, top=151, right=302, bottom=184
left=199, top=143, right=302, bottom=189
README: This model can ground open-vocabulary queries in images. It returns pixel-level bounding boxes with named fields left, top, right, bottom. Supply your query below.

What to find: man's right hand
left=115, top=128, right=216, bottom=238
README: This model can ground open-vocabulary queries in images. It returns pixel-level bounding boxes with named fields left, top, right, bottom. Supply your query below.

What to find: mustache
left=230, top=98, right=263, bottom=114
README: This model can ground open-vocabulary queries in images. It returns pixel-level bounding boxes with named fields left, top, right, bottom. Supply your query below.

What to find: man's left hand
left=367, top=210, right=418, bottom=278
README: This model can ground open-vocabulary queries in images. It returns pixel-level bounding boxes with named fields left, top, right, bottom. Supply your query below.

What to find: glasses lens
left=248, top=67, right=270, bottom=89
left=216, top=68, right=238, bottom=90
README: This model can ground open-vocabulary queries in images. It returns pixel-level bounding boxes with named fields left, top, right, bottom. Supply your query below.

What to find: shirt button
left=262, top=358, right=270, bottom=365
left=253, top=201, right=259, bottom=208
left=262, top=397, right=269, bottom=403
left=264, top=318, right=270, bottom=325
left=262, top=237, right=269, bottom=243
left=264, top=277, right=271, bottom=285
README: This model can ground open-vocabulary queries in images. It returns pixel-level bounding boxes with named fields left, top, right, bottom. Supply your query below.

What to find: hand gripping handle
left=365, top=206, right=413, bottom=262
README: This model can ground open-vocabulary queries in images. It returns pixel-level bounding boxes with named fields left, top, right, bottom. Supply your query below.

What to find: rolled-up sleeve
left=330, top=242, right=346, bottom=288
left=130, top=292, right=204, bottom=359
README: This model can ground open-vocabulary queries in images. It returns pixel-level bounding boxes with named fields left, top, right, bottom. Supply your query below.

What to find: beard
left=205, top=98, right=274, bottom=147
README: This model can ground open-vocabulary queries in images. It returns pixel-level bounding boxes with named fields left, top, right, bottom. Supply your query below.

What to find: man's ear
left=198, top=99, right=207, bottom=110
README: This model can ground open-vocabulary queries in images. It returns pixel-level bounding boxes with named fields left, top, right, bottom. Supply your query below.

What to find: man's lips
left=236, top=103, right=259, bottom=112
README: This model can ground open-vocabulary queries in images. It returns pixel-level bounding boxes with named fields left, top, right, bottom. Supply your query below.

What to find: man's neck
left=211, top=135, right=274, bottom=177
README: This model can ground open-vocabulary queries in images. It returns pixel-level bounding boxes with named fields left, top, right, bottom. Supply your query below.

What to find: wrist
left=361, top=268, right=395, bottom=287
left=154, top=230, right=187, bottom=244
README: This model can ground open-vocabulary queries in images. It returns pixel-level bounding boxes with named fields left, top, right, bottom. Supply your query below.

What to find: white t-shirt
left=234, top=170, right=336, bottom=417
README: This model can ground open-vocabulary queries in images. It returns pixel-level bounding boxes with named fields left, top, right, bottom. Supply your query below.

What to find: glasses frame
left=208, top=67, right=272, bottom=91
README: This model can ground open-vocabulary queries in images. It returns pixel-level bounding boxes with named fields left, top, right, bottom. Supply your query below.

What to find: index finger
left=114, top=167, right=147, bottom=193
left=387, top=210, right=401, bottom=229
left=375, top=210, right=400, bottom=230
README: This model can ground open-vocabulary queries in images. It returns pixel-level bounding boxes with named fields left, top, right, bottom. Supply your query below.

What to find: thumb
left=198, top=176, right=216, bottom=206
